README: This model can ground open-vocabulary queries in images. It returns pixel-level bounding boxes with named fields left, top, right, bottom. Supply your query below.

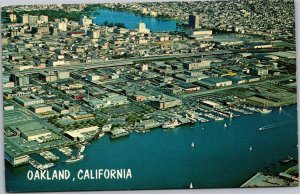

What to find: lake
left=91, top=8, right=179, bottom=32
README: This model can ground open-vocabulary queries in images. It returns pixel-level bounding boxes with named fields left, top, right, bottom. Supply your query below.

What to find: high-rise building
left=36, top=25, right=50, bottom=35
left=11, top=74, right=30, bottom=86
left=189, top=15, right=201, bottom=29
left=28, top=15, right=39, bottom=25
left=49, top=26, right=58, bottom=35
left=99, top=27, right=108, bottom=36
left=58, top=22, right=68, bottom=31
left=80, top=16, right=92, bottom=27
left=39, top=15, right=48, bottom=23
left=87, top=29, right=100, bottom=39
left=9, top=14, right=17, bottom=22
left=22, top=14, right=29, bottom=24
left=138, top=22, right=150, bottom=34
left=54, top=18, right=68, bottom=31
left=9, top=28, right=19, bottom=37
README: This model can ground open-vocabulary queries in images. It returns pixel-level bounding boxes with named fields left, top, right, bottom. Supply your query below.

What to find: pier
left=57, top=147, right=73, bottom=157
left=39, top=151, right=59, bottom=162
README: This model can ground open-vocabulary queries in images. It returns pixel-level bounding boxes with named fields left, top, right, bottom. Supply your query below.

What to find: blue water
left=91, top=9, right=178, bottom=32
left=5, top=105, right=298, bottom=192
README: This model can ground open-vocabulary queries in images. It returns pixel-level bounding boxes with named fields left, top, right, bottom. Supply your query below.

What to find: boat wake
left=259, top=122, right=291, bottom=131
left=282, top=111, right=294, bottom=119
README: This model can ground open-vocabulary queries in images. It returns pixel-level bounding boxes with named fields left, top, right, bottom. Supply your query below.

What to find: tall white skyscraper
left=138, top=22, right=150, bottom=34
left=80, top=16, right=92, bottom=27
left=22, top=14, right=29, bottom=24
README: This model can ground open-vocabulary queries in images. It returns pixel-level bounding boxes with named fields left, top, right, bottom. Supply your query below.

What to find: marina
left=58, top=147, right=73, bottom=157
left=28, top=159, right=55, bottom=171
left=39, top=151, right=59, bottom=162
left=162, top=119, right=181, bottom=129
left=5, top=105, right=297, bottom=192
left=64, top=155, right=85, bottom=164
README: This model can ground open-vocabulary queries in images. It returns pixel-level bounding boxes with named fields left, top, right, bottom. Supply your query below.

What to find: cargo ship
left=260, top=108, right=272, bottom=114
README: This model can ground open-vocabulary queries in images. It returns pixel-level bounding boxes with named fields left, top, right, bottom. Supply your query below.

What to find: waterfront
left=92, top=8, right=178, bottom=32
left=5, top=105, right=298, bottom=192
left=2, top=1, right=297, bottom=192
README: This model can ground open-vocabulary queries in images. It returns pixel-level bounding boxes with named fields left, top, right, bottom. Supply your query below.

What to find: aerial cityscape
left=1, top=0, right=298, bottom=192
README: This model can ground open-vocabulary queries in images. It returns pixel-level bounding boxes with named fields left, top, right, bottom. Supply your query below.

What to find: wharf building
left=150, top=96, right=182, bottom=110
left=135, top=119, right=161, bottom=130
left=65, top=126, right=99, bottom=142
left=4, top=120, right=62, bottom=166
left=5, top=137, right=30, bottom=167
left=197, top=77, right=233, bottom=89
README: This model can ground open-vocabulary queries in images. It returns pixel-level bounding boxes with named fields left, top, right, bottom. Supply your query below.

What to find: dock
left=241, top=166, right=299, bottom=188
left=279, top=165, right=299, bottom=182
left=241, top=172, right=288, bottom=187
left=58, top=147, right=73, bottom=157
left=39, top=150, right=59, bottom=162
left=28, top=158, right=55, bottom=171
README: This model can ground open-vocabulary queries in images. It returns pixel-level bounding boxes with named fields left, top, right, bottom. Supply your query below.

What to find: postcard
left=1, top=0, right=298, bottom=192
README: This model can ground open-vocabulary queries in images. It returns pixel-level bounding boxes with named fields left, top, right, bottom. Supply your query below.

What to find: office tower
left=189, top=15, right=201, bottom=29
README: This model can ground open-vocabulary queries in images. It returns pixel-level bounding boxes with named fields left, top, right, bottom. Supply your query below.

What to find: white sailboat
left=224, top=123, right=227, bottom=128
left=189, top=182, right=193, bottom=189
left=279, top=106, right=283, bottom=112
left=249, top=146, right=253, bottom=152
left=191, top=142, right=195, bottom=148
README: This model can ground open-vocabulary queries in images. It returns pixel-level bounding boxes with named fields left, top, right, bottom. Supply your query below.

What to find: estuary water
left=91, top=8, right=178, bottom=32
left=5, top=105, right=298, bottom=192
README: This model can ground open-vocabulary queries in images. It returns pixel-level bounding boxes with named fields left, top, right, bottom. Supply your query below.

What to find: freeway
left=11, top=51, right=232, bottom=75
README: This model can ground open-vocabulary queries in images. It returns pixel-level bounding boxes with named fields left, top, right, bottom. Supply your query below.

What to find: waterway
left=5, top=105, right=298, bottom=192
left=91, top=8, right=178, bottom=32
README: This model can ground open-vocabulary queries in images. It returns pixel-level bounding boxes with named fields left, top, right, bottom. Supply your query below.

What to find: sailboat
left=226, top=141, right=229, bottom=146
left=189, top=182, right=193, bottom=189
left=191, top=142, right=195, bottom=148
left=249, top=146, right=253, bottom=152
left=279, top=106, right=283, bottom=112
left=224, top=123, right=227, bottom=128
